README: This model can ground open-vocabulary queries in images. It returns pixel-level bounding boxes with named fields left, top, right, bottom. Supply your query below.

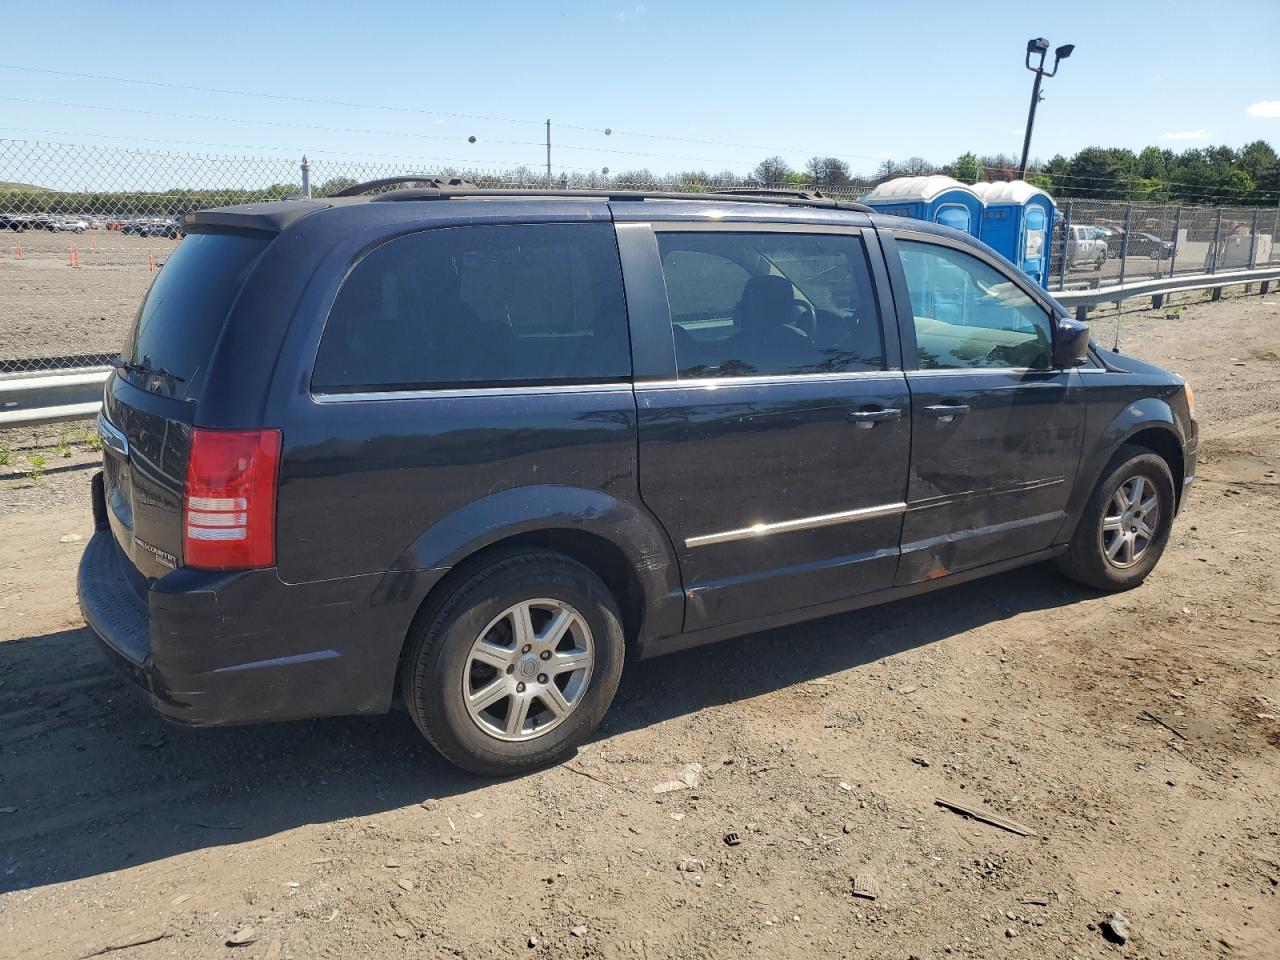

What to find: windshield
left=121, top=232, right=269, bottom=398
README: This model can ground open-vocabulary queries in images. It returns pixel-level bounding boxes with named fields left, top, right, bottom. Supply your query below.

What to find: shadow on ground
left=0, top=562, right=1087, bottom=893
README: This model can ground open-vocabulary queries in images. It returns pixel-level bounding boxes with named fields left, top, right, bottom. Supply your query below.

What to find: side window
left=897, top=239, right=1053, bottom=371
left=655, top=231, right=884, bottom=379
left=312, top=222, right=630, bottom=391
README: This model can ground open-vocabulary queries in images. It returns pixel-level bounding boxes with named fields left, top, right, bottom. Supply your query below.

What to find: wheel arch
left=389, top=485, right=684, bottom=696
left=1058, top=399, right=1188, bottom=542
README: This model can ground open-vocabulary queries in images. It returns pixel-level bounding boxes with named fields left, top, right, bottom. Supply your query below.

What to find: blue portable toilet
left=970, top=180, right=1056, bottom=288
left=860, top=175, right=983, bottom=238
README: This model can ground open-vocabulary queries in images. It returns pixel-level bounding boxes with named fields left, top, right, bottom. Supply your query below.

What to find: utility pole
left=1018, top=38, right=1074, bottom=180
left=546, top=119, right=552, bottom=188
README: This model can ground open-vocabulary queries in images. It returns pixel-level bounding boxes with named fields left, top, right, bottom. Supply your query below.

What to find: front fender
left=1056, top=395, right=1186, bottom=541
left=394, top=484, right=683, bottom=643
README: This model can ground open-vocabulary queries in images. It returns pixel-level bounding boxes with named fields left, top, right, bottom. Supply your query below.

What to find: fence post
left=301, top=155, right=312, bottom=200
left=1248, top=209, right=1259, bottom=269
left=1168, top=207, right=1181, bottom=277
left=1057, top=200, right=1072, bottom=290
left=1118, top=204, right=1132, bottom=286
left=1210, top=207, right=1223, bottom=273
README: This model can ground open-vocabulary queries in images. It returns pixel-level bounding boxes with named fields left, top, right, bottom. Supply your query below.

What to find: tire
left=402, top=549, right=625, bottom=775
left=1094, top=250, right=1107, bottom=271
left=1056, top=444, right=1176, bottom=591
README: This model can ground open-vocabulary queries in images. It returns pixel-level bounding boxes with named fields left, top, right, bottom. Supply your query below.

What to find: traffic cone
left=15, top=243, right=22, bottom=259
left=148, top=250, right=155, bottom=273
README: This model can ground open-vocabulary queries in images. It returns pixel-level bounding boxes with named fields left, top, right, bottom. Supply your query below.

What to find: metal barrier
left=1053, top=265, right=1280, bottom=320
left=0, top=366, right=110, bottom=429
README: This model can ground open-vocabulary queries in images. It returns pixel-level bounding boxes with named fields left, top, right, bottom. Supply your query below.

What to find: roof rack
left=330, top=175, right=478, bottom=197
left=329, top=176, right=873, bottom=213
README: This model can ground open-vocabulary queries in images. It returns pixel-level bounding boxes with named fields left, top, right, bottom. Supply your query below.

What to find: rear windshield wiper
left=110, top=357, right=185, bottom=385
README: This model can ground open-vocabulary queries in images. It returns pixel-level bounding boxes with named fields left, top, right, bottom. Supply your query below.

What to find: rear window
left=312, top=222, right=631, bottom=392
left=121, top=232, right=269, bottom=398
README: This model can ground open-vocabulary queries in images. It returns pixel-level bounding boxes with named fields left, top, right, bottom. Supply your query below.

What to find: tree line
left=745, top=140, right=1280, bottom=205
left=2, top=140, right=1276, bottom=218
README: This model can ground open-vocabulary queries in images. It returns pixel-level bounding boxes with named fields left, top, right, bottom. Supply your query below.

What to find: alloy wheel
left=462, top=599, right=594, bottom=742
left=1100, top=475, right=1160, bottom=568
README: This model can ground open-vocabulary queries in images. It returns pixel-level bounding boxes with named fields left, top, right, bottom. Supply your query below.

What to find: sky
left=0, top=0, right=1277, bottom=183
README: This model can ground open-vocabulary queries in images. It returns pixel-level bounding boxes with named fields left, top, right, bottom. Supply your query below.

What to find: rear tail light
left=183, top=428, right=282, bottom=570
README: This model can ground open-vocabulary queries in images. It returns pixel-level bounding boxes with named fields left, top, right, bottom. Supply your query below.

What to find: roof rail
left=329, top=178, right=873, bottom=213
left=330, top=175, right=479, bottom=197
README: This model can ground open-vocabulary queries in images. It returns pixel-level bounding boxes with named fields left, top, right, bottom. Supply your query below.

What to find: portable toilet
left=970, top=180, right=1056, bottom=288
left=860, top=175, right=983, bottom=238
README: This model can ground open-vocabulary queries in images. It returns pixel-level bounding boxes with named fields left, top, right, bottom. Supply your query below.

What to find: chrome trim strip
left=312, top=382, right=633, bottom=403
left=647, top=221, right=867, bottom=234
left=638, top=370, right=902, bottom=391
left=907, top=367, right=1044, bottom=376
left=906, top=477, right=1064, bottom=511
left=685, top=502, right=906, bottom=548
left=96, top=411, right=128, bottom=459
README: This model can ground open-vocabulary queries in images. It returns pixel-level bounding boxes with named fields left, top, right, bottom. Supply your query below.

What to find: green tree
left=951, top=152, right=980, bottom=184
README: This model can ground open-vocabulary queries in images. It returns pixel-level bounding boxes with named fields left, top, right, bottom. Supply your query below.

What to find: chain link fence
left=2, top=138, right=1277, bottom=371
left=1048, top=197, right=1279, bottom=291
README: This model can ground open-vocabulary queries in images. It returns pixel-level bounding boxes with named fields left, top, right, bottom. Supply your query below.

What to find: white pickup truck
left=1066, top=225, right=1108, bottom=270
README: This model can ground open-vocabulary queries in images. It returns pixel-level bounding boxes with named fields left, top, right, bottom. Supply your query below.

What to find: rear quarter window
left=312, top=222, right=631, bottom=392
left=121, top=232, right=269, bottom=398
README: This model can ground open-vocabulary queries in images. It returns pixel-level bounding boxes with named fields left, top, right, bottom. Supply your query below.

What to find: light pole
left=1018, top=38, right=1073, bottom=180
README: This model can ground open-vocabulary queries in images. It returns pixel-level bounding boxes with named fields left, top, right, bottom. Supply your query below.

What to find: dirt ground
left=0, top=230, right=179, bottom=359
left=1, top=293, right=1278, bottom=960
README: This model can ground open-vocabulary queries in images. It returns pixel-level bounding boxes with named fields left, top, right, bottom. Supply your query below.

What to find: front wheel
left=1056, top=445, right=1176, bottom=591
left=402, top=549, right=625, bottom=775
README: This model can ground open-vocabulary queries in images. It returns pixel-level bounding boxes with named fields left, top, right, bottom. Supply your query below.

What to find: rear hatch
left=100, top=232, right=271, bottom=581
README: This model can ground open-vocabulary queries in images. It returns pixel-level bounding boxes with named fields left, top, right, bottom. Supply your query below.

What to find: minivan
left=79, top=182, right=1197, bottom=774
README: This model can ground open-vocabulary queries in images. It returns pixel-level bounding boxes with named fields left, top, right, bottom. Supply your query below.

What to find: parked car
left=1125, top=232, right=1175, bottom=259
left=51, top=216, right=88, bottom=233
left=1093, top=226, right=1173, bottom=260
left=0, top=213, right=26, bottom=231
left=1066, top=225, right=1107, bottom=270
left=79, top=185, right=1198, bottom=774
left=122, top=218, right=181, bottom=238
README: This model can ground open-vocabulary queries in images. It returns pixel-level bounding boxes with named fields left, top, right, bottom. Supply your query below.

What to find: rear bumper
left=77, top=525, right=432, bottom=727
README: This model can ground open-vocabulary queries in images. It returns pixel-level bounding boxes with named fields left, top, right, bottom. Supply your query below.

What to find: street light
left=1017, top=38, right=1073, bottom=180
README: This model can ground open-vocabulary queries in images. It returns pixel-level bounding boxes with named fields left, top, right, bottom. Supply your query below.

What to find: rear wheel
left=1056, top=445, right=1176, bottom=591
left=402, top=549, right=625, bottom=775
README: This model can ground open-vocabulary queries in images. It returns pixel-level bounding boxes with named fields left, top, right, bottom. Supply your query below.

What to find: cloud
left=1158, top=129, right=1209, bottom=141
left=1246, top=100, right=1280, bottom=118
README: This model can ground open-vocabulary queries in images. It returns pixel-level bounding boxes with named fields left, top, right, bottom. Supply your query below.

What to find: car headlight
left=1183, top=382, right=1196, bottom=421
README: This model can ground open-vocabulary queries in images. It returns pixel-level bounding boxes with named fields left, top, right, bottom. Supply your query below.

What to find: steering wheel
left=788, top=299, right=818, bottom=339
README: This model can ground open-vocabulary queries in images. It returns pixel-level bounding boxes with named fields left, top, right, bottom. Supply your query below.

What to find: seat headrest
left=737, top=275, right=795, bottom=333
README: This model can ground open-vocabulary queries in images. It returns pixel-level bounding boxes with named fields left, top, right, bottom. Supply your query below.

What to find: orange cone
left=148, top=250, right=155, bottom=273
left=15, top=243, right=22, bottom=259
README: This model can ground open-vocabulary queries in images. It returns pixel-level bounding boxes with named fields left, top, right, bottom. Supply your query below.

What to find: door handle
left=923, top=403, right=969, bottom=423
left=847, top=407, right=902, bottom=429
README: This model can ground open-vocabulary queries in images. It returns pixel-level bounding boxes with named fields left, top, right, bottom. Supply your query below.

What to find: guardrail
left=1053, top=265, right=1279, bottom=320
left=0, top=366, right=110, bottom=429
left=2, top=264, right=1277, bottom=432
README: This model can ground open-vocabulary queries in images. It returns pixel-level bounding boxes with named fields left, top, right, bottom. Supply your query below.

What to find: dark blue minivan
left=78, top=183, right=1197, bottom=774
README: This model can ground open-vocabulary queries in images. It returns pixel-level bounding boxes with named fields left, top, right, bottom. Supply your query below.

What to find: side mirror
left=1053, top=316, right=1090, bottom=368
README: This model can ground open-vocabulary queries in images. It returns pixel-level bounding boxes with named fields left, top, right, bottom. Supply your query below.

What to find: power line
left=0, top=95, right=794, bottom=169
left=0, top=61, right=871, bottom=163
